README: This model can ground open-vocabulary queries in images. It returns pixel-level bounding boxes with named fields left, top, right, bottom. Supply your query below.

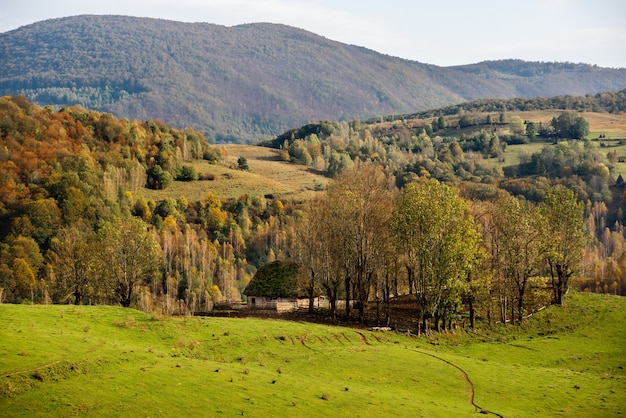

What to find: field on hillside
left=139, top=144, right=330, bottom=202
left=461, top=111, right=626, bottom=176
left=136, top=111, right=626, bottom=204
left=497, top=138, right=626, bottom=178
left=1, top=293, right=625, bottom=417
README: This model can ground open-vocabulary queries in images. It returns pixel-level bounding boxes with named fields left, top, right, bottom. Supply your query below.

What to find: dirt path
left=299, top=334, right=313, bottom=350
left=349, top=330, right=502, bottom=416
left=4, top=360, right=62, bottom=378
left=356, top=331, right=370, bottom=345
left=415, top=350, right=503, bottom=417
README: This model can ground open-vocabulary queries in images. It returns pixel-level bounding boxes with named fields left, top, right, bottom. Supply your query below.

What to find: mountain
left=1, top=15, right=626, bottom=142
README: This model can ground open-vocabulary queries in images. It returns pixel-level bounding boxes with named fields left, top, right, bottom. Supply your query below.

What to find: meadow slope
left=0, top=292, right=625, bottom=417
left=138, top=144, right=330, bottom=202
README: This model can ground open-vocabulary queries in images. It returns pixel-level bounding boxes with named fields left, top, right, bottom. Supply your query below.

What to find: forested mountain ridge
left=2, top=15, right=626, bottom=142
left=451, top=60, right=626, bottom=97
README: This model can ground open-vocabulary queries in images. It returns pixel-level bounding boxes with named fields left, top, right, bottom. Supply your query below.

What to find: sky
left=1, top=0, right=625, bottom=68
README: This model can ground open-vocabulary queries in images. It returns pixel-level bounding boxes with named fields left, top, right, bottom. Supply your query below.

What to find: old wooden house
left=243, top=260, right=323, bottom=312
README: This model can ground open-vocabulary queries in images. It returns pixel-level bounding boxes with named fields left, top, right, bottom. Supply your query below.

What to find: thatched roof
left=243, top=260, right=320, bottom=298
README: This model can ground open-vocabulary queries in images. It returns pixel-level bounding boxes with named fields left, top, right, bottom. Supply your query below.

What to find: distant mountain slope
left=1, top=15, right=626, bottom=142
left=452, top=60, right=626, bottom=97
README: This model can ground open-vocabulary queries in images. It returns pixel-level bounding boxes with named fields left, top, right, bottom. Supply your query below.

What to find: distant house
left=243, top=260, right=323, bottom=312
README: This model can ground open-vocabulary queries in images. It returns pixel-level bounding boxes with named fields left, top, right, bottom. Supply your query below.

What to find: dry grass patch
left=138, top=144, right=329, bottom=202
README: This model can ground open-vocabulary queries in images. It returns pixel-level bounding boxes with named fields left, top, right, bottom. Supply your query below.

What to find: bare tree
left=325, top=162, right=393, bottom=322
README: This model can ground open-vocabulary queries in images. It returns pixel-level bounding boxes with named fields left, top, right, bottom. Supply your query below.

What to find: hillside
left=0, top=292, right=624, bottom=416
left=2, top=15, right=626, bottom=142
left=138, top=144, right=330, bottom=202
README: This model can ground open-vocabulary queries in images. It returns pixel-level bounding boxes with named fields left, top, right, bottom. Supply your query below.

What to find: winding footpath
left=415, top=349, right=504, bottom=417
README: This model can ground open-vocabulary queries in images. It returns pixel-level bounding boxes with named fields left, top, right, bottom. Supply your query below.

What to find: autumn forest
left=1, top=92, right=626, bottom=332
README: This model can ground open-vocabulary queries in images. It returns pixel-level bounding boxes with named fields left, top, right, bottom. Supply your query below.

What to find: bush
left=177, top=165, right=198, bottom=181
left=203, top=148, right=221, bottom=163
left=146, top=165, right=173, bottom=189
left=237, top=157, right=249, bottom=171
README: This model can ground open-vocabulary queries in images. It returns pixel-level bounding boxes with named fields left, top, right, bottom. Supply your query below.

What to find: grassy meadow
left=138, top=144, right=329, bottom=202
left=474, top=111, right=626, bottom=176
left=1, top=292, right=625, bottom=417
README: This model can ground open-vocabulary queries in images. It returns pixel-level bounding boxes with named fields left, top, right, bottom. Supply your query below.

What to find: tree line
left=0, top=96, right=622, bottom=331
left=367, top=89, right=626, bottom=123
left=286, top=163, right=586, bottom=333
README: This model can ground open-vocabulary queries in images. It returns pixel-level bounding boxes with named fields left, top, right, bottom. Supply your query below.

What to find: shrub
left=177, top=165, right=198, bottom=181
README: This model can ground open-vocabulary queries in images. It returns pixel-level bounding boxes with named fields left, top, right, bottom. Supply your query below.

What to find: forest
left=1, top=94, right=625, bottom=333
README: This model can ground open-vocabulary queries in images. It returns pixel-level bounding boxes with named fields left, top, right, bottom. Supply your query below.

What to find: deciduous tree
left=48, top=222, right=97, bottom=305
left=99, top=217, right=162, bottom=307
left=393, top=179, right=481, bottom=333
left=326, top=162, right=392, bottom=322
left=540, top=185, right=587, bottom=305
left=491, top=195, right=542, bottom=324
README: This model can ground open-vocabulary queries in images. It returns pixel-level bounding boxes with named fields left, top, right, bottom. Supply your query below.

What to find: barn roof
left=243, top=260, right=320, bottom=298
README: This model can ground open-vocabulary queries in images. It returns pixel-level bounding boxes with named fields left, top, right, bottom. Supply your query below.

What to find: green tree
left=132, top=195, right=152, bottom=221
left=237, top=156, right=250, bottom=171
left=571, top=116, right=590, bottom=139
left=526, top=121, right=538, bottom=140
left=509, top=116, right=526, bottom=138
left=540, top=186, right=587, bottom=305
left=154, top=198, right=179, bottom=220
left=9, top=235, right=44, bottom=273
left=326, top=151, right=353, bottom=178
left=393, top=179, right=481, bottom=333
left=436, top=116, right=447, bottom=130
left=553, top=111, right=589, bottom=139
left=177, top=165, right=198, bottom=181
left=459, top=114, right=474, bottom=128
left=22, top=198, right=62, bottom=247
left=146, top=165, right=173, bottom=190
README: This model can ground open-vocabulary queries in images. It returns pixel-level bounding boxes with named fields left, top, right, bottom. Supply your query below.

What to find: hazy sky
left=1, top=0, right=625, bottom=68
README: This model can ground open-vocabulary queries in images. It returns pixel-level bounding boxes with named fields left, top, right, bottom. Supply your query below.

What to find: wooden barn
left=243, top=260, right=323, bottom=312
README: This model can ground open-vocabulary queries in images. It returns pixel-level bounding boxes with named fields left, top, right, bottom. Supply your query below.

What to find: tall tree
left=48, top=221, right=97, bottom=305
left=540, top=185, right=587, bottom=305
left=393, top=179, right=481, bottom=333
left=326, top=162, right=392, bottom=322
left=491, top=195, right=542, bottom=324
left=288, top=199, right=325, bottom=313
left=100, top=217, right=162, bottom=307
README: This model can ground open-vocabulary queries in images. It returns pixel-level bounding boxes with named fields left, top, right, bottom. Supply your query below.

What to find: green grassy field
left=494, top=139, right=626, bottom=178
left=472, top=110, right=626, bottom=176
left=1, top=293, right=625, bottom=417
